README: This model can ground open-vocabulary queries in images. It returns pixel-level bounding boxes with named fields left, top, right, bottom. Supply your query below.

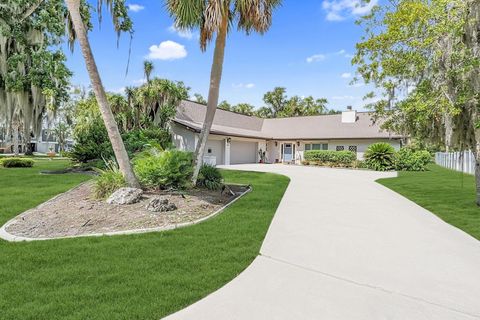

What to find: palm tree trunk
left=192, top=14, right=228, bottom=184
left=65, top=0, right=140, bottom=188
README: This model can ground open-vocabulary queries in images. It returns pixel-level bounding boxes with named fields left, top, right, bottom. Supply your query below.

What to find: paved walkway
left=165, top=165, right=480, bottom=320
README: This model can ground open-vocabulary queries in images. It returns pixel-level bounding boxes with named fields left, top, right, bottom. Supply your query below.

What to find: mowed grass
left=0, top=160, right=289, bottom=320
left=378, top=164, right=480, bottom=240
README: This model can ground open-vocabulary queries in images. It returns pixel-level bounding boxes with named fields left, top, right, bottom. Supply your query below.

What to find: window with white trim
left=336, top=146, right=345, bottom=151
left=348, top=146, right=357, bottom=153
left=305, top=143, right=328, bottom=151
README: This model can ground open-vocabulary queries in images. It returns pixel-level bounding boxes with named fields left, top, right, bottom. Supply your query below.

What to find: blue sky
left=65, top=0, right=379, bottom=111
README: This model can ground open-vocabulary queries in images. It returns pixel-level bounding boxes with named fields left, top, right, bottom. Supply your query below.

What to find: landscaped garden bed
left=3, top=182, right=249, bottom=240
left=0, top=159, right=289, bottom=320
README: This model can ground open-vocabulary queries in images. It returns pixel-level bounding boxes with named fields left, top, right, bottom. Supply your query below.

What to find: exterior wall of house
left=172, top=123, right=402, bottom=165
left=267, top=139, right=401, bottom=163
left=171, top=123, right=196, bottom=152
left=205, top=138, right=225, bottom=165
left=266, top=140, right=279, bottom=163
left=327, top=139, right=401, bottom=159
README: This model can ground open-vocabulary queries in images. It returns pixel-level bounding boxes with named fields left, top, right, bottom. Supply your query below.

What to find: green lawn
left=378, top=164, right=480, bottom=240
left=0, top=159, right=289, bottom=320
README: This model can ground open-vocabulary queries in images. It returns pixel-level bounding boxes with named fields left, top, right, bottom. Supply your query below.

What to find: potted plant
left=47, top=146, right=56, bottom=159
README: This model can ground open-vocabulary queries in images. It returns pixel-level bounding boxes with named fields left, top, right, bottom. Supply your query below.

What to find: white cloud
left=306, top=50, right=353, bottom=63
left=147, top=41, right=187, bottom=60
left=322, top=0, right=378, bottom=21
left=336, top=49, right=354, bottom=59
left=132, top=78, right=146, bottom=85
left=306, top=54, right=326, bottom=63
left=233, top=83, right=255, bottom=89
left=127, top=4, right=145, bottom=12
left=341, top=72, right=352, bottom=79
left=168, top=25, right=198, bottom=40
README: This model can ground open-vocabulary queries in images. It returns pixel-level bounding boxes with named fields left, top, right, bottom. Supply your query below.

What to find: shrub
left=134, top=148, right=193, bottom=189
left=69, top=127, right=173, bottom=163
left=352, top=160, right=367, bottom=169
left=0, top=157, right=34, bottom=168
left=197, top=164, right=223, bottom=190
left=94, top=160, right=126, bottom=199
left=304, top=150, right=356, bottom=166
left=122, top=127, right=173, bottom=157
left=364, top=143, right=396, bottom=171
left=395, top=148, right=432, bottom=171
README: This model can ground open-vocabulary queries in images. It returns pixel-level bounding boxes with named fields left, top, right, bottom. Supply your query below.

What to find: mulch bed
left=6, top=182, right=245, bottom=239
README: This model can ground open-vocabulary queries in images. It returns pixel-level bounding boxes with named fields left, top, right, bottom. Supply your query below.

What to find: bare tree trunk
left=23, top=124, right=33, bottom=155
left=192, top=14, right=228, bottom=184
left=12, top=119, right=19, bottom=156
left=65, top=0, right=139, bottom=188
left=467, top=0, right=480, bottom=205
left=473, top=129, right=480, bottom=206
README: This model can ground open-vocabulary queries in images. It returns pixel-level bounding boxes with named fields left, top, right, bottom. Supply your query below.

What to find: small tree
left=143, top=60, right=154, bottom=84
left=353, top=0, right=480, bottom=204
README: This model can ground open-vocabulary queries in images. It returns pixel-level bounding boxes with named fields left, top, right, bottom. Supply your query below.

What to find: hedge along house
left=171, top=100, right=403, bottom=165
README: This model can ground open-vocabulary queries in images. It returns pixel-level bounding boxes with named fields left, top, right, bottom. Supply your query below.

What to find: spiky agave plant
left=364, top=142, right=396, bottom=171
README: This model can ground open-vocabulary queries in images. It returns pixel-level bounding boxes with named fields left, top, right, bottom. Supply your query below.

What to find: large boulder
left=146, top=197, right=177, bottom=213
left=107, top=187, right=143, bottom=205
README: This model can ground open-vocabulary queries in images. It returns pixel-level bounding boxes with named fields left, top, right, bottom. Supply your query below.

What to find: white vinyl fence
left=435, top=151, right=476, bottom=175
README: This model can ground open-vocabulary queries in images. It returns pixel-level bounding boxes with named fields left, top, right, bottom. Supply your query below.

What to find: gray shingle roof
left=174, top=100, right=402, bottom=140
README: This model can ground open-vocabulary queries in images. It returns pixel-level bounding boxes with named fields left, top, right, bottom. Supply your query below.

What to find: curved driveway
left=166, top=164, right=480, bottom=320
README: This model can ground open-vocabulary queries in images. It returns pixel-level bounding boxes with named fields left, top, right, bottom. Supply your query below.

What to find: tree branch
left=21, top=0, right=45, bottom=22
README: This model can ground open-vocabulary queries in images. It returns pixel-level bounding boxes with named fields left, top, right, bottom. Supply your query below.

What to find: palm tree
left=143, top=60, right=154, bottom=84
left=65, top=0, right=140, bottom=188
left=166, top=0, right=282, bottom=184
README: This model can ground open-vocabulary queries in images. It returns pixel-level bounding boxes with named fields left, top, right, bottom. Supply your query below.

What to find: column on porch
left=224, top=138, right=231, bottom=165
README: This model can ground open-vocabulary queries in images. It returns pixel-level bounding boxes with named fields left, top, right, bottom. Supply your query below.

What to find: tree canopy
left=0, top=0, right=72, bottom=153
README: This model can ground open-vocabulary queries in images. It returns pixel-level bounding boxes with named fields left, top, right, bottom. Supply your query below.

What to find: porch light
left=297, top=141, right=300, bottom=147
left=227, top=138, right=231, bottom=144
left=275, top=141, right=278, bottom=147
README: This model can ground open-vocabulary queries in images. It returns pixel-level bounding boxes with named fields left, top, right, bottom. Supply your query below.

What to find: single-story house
left=171, top=100, right=403, bottom=165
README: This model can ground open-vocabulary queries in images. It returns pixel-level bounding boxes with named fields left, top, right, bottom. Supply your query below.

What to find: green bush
left=134, top=148, right=193, bottom=189
left=69, top=127, right=173, bottom=163
left=395, top=148, right=431, bottom=171
left=364, top=143, right=396, bottom=171
left=0, top=157, right=34, bottom=168
left=304, top=150, right=356, bottom=166
left=122, top=127, right=173, bottom=156
left=197, top=164, right=223, bottom=190
left=69, top=113, right=113, bottom=162
left=93, top=160, right=126, bottom=199
left=352, top=160, right=367, bottom=169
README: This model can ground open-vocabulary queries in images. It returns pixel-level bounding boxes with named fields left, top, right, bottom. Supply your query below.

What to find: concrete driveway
left=166, top=164, right=480, bottom=320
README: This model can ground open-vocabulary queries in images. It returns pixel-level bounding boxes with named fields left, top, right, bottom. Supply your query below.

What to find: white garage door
left=230, top=141, right=257, bottom=164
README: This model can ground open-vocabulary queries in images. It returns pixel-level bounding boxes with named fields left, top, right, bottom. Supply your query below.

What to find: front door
left=283, top=143, right=293, bottom=162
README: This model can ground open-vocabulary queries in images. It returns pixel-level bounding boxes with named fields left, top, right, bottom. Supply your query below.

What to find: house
left=171, top=100, right=403, bottom=165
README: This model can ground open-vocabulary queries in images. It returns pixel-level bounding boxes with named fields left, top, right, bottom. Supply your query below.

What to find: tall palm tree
left=65, top=0, right=140, bottom=188
left=166, top=0, right=281, bottom=184
left=143, top=60, right=154, bottom=84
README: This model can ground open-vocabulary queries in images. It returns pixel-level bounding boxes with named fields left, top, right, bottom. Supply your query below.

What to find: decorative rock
left=147, top=197, right=177, bottom=213
left=107, top=188, right=143, bottom=205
